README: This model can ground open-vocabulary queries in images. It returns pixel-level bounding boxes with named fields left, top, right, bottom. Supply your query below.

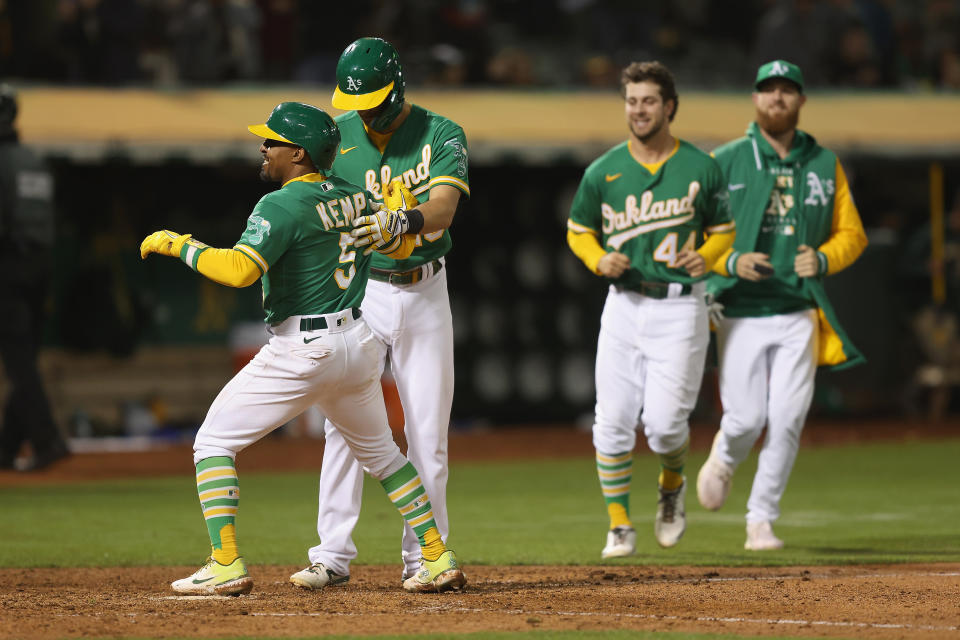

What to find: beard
left=756, top=104, right=799, bottom=136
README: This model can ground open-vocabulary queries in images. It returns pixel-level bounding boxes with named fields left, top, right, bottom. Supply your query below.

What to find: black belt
left=621, top=281, right=692, bottom=299
left=299, top=308, right=361, bottom=331
left=369, top=259, right=443, bottom=285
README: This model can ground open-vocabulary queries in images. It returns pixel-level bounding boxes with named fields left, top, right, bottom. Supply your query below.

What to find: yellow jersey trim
left=282, top=172, right=326, bottom=188
left=428, top=175, right=470, bottom=196
left=628, top=137, right=680, bottom=173
left=235, top=244, right=268, bottom=274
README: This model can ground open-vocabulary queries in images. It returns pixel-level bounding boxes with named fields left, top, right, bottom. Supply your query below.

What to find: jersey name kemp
left=603, top=180, right=701, bottom=250
left=315, top=188, right=369, bottom=231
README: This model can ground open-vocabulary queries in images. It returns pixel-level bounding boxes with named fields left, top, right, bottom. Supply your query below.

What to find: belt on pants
left=621, top=281, right=692, bottom=299
left=369, top=259, right=443, bottom=285
left=299, top=307, right=362, bottom=331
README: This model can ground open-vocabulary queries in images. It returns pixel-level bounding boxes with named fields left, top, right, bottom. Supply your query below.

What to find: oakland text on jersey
left=364, top=145, right=433, bottom=200
left=603, top=181, right=701, bottom=239
left=315, top=190, right=368, bottom=231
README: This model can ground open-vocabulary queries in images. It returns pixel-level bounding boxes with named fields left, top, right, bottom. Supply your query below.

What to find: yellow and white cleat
left=171, top=557, right=253, bottom=596
left=401, top=550, right=466, bottom=593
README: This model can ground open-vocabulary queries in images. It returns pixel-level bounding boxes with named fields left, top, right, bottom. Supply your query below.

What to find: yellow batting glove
left=352, top=202, right=410, bottom=255
left=383, top=178, right=419, bottom=210
left=140, top=230, right=193, bottom=259
left=378, top=233, right=417, bottom=260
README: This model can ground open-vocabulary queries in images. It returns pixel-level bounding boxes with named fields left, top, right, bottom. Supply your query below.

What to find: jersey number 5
left=653, top=231, right=695, bottom=267
left=334, top=232, right=357, bottom=289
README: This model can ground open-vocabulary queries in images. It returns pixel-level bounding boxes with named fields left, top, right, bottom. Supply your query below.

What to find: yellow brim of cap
left=247, top=124, right=294, bottom=143
left=332, top=81, right=394, bottom=111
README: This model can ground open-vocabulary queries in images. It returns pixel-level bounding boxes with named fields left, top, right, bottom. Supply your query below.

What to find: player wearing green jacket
left=568, top=61, right=735, bottom=557
left=696, top=60, right=868, bottom=551
left=140, top=102, right=461, bottom=595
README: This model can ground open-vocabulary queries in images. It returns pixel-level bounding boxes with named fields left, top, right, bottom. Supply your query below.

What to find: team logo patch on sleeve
left=245, top=215, right=272, bottom=245
left=444, top=139, right=468, bottom=177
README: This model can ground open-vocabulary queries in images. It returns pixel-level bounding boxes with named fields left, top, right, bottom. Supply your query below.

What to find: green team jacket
left=707, top=123, right=867, bottom=371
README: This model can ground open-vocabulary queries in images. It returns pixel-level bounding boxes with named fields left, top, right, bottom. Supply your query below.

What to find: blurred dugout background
left=2, top=0, right=960, bottom=443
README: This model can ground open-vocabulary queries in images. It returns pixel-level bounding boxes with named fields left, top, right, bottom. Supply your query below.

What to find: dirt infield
left=3, top=563, right=959, bottom=639
left=3, top=421, right=960, bottom=638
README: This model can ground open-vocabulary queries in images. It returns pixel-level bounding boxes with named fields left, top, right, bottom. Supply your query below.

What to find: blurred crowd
left=0, top=0, right=958, bottom=90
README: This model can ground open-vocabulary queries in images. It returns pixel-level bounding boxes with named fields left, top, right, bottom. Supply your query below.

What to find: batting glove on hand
left=140, top=230, right=193, bottom=259
left=352, top=202, right=410, bottom=256
left=705, top=292, right=726, bottom=326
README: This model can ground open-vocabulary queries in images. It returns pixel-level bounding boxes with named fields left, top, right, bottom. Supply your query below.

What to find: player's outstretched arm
left=140, top=229, right=260, bottom=287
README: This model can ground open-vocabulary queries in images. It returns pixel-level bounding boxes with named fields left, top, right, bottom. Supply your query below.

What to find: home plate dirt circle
left=3, top=563, right=958, bottom=638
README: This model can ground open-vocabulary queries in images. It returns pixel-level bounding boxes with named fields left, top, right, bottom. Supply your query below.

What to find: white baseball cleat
left=697, top=433, right=734, bottom=511
left=171, top=557, right=253, bottom=596
left=289, top=562, right=350, bottom=590
left=654, top=479, right=686, bottom=548
left=601, top=525, right=637, bottom=558
left=744, top=520, right=784, bottom=550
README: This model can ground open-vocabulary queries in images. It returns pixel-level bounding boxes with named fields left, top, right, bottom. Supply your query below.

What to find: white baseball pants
left=309, top=264, right=454, bottom=577
left=193, top=311, right=405, bottom=480
left=714, top=309, right=818, bottom=523
left=592, top=283, right=709, bottom=456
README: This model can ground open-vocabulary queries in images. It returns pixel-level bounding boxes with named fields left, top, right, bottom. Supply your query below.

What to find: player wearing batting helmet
left=140, top=102, right=461, bottom=595
left=291, top=36, right=469, bottom=594
left=568, top=61, right=736, bottom=557
left=696, top=60, right=867, bottom=551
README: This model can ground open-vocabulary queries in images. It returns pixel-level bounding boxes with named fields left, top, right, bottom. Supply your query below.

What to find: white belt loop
left=667, top=282, right=683, bottom=298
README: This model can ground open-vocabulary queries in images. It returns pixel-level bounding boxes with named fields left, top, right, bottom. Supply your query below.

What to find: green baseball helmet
left=332, top=37, right=405, bottom=131
left=248, top=102, right=341, bottom=170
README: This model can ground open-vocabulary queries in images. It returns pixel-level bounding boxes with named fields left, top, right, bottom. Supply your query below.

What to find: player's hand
left=735, top=252, right=774, bottom=281
left=794, top=244, right=819, bottom=277
left=597, top=251, right=631, bottom=278
left=676, top=249, right=706, bottom=277
left=140, top=230, right=192, bottom=259
left=352, top=202, right=410, bottom=256
left=383, top=177, right=419, bottom=210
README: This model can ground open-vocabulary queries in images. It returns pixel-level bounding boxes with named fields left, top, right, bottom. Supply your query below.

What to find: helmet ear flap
left=370, top=64, right=405, bottom=131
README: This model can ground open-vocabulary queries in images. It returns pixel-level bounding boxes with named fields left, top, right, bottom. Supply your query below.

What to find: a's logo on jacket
left=804, top=172, right=835, bottom=206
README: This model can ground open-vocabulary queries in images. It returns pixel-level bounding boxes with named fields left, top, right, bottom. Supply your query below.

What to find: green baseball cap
left=755, top=60, right=804, bottom=91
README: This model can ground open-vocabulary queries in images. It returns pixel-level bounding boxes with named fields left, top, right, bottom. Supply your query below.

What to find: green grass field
left=3, top=438, right=959, bottom=569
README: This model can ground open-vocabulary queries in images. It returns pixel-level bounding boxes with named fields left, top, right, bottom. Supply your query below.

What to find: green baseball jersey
left=331, top=104, right=470, bottom=271
left=568, top=139, right=733, bottom=288
left=234, top=173, right=373, bottom=324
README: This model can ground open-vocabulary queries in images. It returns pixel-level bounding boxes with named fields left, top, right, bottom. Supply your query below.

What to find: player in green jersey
left=567, top=61, right=736, bottom=556
left=696, top=60, right=867, bottom=551
left=293, top=37, right=469, bottom=594
left=140, top=101, right=462, bottom=595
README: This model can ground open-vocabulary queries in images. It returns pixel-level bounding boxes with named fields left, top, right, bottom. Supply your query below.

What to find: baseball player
left=290, top=37, right=469, bottom=594
left=140, top=101, right=463, bottom=595
left=567, top=61, right=736, bottom=557
left=696, top=60, right=867, bottom=550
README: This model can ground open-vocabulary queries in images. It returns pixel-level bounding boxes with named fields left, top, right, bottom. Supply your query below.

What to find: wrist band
left=405, top=208, right=424, bottom=235
left=180, top=239, right=209, bottom=272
